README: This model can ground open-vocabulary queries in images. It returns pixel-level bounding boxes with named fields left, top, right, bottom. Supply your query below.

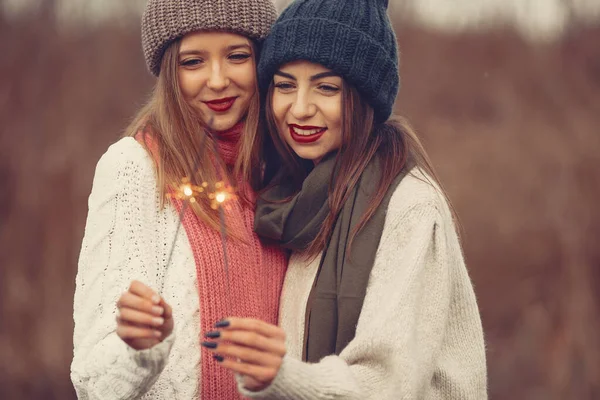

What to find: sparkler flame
left=215, top=192, right=226, bottom=203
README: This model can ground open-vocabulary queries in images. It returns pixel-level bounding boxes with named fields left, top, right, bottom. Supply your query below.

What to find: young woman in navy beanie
left=71, top=1, right=288, bottom=399
left=202, top=0, right=488, bottom=398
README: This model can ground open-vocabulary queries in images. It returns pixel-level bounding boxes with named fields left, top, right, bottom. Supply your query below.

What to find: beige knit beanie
left=142, top=0, right=278, bottom=76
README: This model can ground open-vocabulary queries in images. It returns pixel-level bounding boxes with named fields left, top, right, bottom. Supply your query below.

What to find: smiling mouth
left=289, top=124, right=327, bottom=144
left=203, top=97, right=237, bottom=112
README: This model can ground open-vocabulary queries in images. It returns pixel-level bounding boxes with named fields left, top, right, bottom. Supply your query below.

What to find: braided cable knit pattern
left=72, top=138, right=201, bottom=399
left=142, top=0, right=278, bottom=76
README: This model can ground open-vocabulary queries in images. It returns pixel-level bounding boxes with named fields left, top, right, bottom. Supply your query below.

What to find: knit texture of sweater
left=239, top=169, right=488, bottom=399
left=72, top=131, right=287, bottom=399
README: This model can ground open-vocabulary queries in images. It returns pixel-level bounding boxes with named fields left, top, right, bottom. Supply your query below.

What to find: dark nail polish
left=201, top=341, right=218, bottom=349
left=213, top=354, right=224, bottom=362
left=215, top=319, right=230, bottom=328
left=205, top=331, right=221, bottom=339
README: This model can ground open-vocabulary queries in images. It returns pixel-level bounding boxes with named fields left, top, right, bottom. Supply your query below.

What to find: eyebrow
left=226, top=44, right=252, bottom=52
left=274, top=70, right=340, bottom=81
left=179, top=44, right=252, bottom=57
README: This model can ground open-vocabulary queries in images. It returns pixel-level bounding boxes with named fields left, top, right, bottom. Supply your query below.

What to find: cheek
left=234, top=64, right=257, bottom=93
left=271, top=94, right=288, bottom=126
left=178, top=70, right=202, bottom=100
left=323, top=98, right=343, bottom=140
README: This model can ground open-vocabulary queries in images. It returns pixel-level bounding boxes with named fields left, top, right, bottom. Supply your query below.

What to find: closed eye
left=229, top=53, right=252, bottom=62
left=179, top=58, right=204, bottom=67
left=274, top=82, right=295, bottom=91
left=318, top=84, right=340, bottom=94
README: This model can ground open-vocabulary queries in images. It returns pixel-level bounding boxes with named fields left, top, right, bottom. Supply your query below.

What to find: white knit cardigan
left=71, top=138, right=202, bottom=399
left=240, top=169, right=488, bottom=399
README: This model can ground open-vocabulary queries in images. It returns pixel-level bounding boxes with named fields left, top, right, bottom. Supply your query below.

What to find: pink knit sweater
left=137, top=124, right=287, bottom=399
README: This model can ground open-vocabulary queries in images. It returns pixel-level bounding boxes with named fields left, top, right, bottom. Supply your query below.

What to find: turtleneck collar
left=213, top=122, right=244, bottom=166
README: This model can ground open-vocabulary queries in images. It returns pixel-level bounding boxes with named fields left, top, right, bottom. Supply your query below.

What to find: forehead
left=278, top=60, right=334, bottom=75
left=179, top=31, right=252, bottom=53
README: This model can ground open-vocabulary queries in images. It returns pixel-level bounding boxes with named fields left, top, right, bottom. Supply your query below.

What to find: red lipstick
left=288, top=124, right=327, bottom=144
left=204, top=97, right=237, bottom=112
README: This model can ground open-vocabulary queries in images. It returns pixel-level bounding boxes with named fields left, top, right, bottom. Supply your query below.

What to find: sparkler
left=211, top=139, right=235, bottom=315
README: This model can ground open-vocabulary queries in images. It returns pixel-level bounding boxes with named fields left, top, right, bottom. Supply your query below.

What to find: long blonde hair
left=123, top=37, right=262, bottom=233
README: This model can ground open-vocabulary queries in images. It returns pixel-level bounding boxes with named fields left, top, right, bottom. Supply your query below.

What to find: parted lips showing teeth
left=289, top=124, right=326, bottom=136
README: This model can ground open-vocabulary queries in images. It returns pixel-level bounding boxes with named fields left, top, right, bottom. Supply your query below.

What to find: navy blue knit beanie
left=258, top=0, right=399, bottom=123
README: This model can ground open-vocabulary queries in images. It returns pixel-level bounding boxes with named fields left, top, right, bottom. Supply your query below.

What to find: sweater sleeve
left=71, top=139, right=175, bottom=400
left=240, top=186, right=487, bottom=399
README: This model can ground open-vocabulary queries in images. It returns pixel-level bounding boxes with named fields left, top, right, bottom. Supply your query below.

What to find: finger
left=204, top=342, right=282, bottom=367
left=159, top=297, right=173, bottom=319
left=117, top=307, right=165, bottom=328
left=129, top=280, right=161, bottom=304
left=116, top=324, right=162, bottom=340
left=217, top=358, right=278, bottom=385
left=217, top=318, right=285, bottom=340
left=117, top=291, right=164, bottom=316
left=210, top=330, right=286, bottom=357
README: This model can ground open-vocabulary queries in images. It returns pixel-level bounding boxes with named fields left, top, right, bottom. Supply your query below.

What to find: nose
left=206, top=61, right=230, bottom=92
left=290, top=90, right=316, bottom=120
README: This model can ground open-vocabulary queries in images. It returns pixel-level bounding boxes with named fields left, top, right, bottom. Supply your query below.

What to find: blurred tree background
left=0, top=0, right=599, bottom=399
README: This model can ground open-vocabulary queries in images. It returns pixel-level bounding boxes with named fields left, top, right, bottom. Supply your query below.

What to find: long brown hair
left=123, top=37, right=262, bottom=234
left=262, top=81, right=454, bottom=259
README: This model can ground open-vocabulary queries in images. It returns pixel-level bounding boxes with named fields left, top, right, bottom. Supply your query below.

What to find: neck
left=213, top=122, right=244, bottom=166
left=213, top=121, right=244, bottom=141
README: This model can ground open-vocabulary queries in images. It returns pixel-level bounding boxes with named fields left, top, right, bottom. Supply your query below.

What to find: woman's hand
left=116, top=280, right=174, bottom=350
left=202, top=317, right=286, bottom=392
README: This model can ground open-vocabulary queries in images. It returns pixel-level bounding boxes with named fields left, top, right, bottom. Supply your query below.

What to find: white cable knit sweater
left=72, top=138, right=202, bottom=399
left=240, top=169, right=488, bottom=399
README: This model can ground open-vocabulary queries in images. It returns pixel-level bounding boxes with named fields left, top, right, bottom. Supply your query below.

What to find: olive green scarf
left=255, top=154, right=410, bottom=362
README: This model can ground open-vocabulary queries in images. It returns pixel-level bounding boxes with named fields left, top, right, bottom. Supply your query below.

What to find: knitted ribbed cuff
left=237, top=355, right=358, bottom=399
left=126, top=331, right=176, bottom=371
left=236, top=355, right=298, bottom=399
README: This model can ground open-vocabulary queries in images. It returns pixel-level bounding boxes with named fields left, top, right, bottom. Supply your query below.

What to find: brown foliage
left=0, top=8, right=599, bottom=400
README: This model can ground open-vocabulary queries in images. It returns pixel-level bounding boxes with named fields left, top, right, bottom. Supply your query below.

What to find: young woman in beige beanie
left=71, top=1, right=287, bottom=399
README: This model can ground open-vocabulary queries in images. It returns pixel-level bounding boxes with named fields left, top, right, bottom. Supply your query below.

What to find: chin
left=208, top=113, right=241, bottom=132
left=292, top=148, right=323, bottom=162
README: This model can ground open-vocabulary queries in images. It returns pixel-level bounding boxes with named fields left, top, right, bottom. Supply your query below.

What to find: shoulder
left=93, top=137, right=155, bottom=184
left=386, top=168, right=452, bottom=223
left=87, top=137, right=159, bottom=206
left=379, top=168, right=459, bottom=247
left=374, top=168, right=465, bottom=280
left=96, top=137, right=153, bottom=172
